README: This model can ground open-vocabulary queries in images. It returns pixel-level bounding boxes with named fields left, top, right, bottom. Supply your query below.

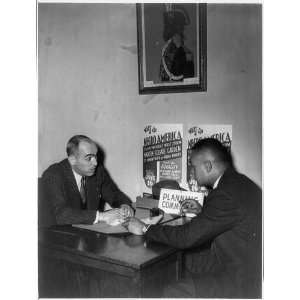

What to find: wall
left=38, top=3, right=262, bottom=200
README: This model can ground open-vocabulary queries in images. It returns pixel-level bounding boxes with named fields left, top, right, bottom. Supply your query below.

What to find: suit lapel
left=61, top=159, right=82, bottom=206
left=216, top=167, right=236, bottom=190
left=60, top=159, right=101, bottom=210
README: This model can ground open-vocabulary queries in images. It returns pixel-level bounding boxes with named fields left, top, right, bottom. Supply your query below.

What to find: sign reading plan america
left=143, top=124, right=183, bottom=190
left=186, top=125, right=232, bottom=192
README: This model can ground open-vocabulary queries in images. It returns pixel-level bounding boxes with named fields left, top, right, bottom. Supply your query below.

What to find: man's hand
left=100, top=208, right=124, bottom=224
left=120, top=204, right=134, bottom=218
left=180, top=198, right=202, bottom=215
left=122, top=217, right=145, bottom=235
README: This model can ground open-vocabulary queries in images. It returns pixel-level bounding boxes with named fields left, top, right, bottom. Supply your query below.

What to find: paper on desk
left=73, top=214, right=164, bottom=234
left=73, top=221, right=128, bottom=234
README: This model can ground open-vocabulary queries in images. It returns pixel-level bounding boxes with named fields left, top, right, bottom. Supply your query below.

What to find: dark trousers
left=163, top=270, right=262, bottom=298
left=163, top=277, right=196, bottom=298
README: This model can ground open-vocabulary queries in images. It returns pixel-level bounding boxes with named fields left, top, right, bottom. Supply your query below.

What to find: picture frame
left=136, top=3, right=207, bottom=94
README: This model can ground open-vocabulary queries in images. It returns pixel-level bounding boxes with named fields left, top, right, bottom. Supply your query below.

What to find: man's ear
left=204, top=160, right=212, bottom=173
left=68, top=155, right=76, bottom=166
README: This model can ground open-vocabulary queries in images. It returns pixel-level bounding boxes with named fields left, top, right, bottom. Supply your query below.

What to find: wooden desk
left=39, top=223, right=182, bottom=297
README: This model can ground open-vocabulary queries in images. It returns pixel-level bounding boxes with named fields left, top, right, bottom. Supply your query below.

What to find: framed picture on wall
left=136, top=3, right=207, bottom=94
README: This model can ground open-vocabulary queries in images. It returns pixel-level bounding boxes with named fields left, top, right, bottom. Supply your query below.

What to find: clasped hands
left=122, top=198, right=202, bottom=236
left=99, top=204, right=134, bottom=225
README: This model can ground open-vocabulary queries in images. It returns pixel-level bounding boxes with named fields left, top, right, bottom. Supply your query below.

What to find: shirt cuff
left=93, top=211, right=102, bottom=224
left=142, top=224, right=151, bottom=234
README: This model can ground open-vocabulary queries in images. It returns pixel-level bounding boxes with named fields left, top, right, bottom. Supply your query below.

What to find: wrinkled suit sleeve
left=145, top=190, right=243, bottom=249
left=99, top=167, right=133, bottom=208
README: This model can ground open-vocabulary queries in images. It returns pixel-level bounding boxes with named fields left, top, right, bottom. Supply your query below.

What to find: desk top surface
left=38, top=211, right=187, bottom=270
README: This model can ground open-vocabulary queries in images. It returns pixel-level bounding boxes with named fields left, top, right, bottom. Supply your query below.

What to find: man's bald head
left=66, top=135, right=96, bottom=157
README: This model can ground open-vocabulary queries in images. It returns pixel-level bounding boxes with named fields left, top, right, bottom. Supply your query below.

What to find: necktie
left=80, top=176, right=87, bottom=209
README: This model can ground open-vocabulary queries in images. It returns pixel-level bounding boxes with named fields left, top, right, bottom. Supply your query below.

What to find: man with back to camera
left=40, top=135, right=134, bottom=227
left=124, top=138, right=262, bottom=298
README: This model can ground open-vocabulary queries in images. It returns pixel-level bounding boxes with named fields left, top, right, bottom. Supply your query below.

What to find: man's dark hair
left=66, top=135, right=94, bottom=156
left=191, top=138, right=233, bottom=167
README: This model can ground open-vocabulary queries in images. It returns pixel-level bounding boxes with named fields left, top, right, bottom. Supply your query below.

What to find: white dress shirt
left=72, top=170, right=100, bottom=223
left=72, top=170, right=82, bottom=191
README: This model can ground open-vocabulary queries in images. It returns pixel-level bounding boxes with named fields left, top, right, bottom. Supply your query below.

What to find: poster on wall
left=186, top=125, right=232, bottom=192
left=143, top=124, right=183, bottom=191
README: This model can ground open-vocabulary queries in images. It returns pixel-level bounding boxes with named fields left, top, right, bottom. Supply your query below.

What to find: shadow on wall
left=95, top=143, right=106, bottom=166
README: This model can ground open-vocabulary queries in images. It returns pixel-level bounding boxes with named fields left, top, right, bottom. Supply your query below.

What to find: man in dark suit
left=125, top=138, right=262, bottom=298
left=39, top=135, right=134, bottom=227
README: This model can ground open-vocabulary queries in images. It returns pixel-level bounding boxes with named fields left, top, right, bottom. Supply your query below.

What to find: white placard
left=158, top=188, right=204, bottom=215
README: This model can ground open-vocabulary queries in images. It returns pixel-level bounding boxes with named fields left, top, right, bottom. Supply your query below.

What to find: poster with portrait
left=143, top=124, right=183, bottom=191
left=186, top=125, right=233, bottom=192
left=136, top=3, right=207, bottom=94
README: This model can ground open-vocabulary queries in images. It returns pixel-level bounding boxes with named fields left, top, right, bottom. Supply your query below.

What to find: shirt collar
left=213, top=174, right=222, bottom=189
left=72, top=169, right=82, bottom=190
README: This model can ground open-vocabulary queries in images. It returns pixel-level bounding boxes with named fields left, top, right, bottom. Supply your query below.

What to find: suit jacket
left=145, top=167, right=262, bottom=298
left=39, top=159, right=132, bottom=227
